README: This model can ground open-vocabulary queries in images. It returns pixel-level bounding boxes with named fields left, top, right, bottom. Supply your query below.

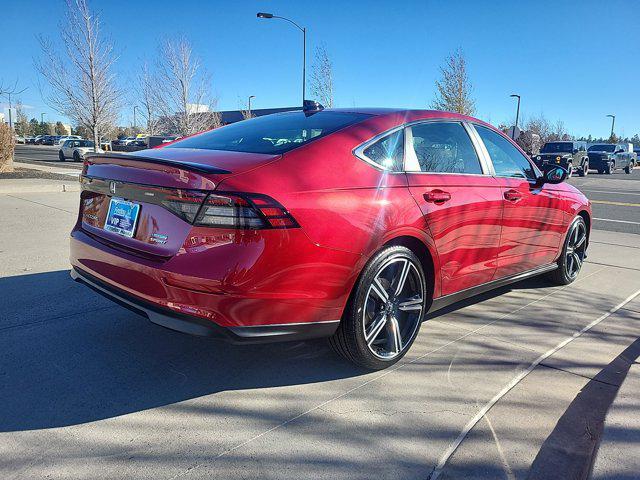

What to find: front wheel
left=73, top=151, right=81, bottom=162
left=547, top=216, right=587, bottom=285
left=566, top=162, right=573, bottom=178
left=330, top=246, right=427, bottom=370
left=58, top=151, right=65, bottom=162
left=605, top=162, right=613, bottom=174
left=579, top=161, right=588, bottom=177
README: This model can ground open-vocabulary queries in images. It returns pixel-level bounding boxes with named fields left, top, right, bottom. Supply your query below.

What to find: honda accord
left=70, top=106, right=591, bottom=370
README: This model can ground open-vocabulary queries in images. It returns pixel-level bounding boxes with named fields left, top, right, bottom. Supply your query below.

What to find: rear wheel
left=547, top=216, right=587, bottom=285
left=605, top=162, right=613, bottom=174
left=566, top=162, right=573, bottom=178
left=330, top=246, right=427, bottom=370
left=58, top=151, right=65, bottom=162
left=624, top=164, right=631, bottom=174
left=73, top=150, right=81, bottom=162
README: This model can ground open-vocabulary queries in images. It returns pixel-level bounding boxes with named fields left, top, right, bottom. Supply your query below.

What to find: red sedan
left=70, top=107, right=590, bottom=370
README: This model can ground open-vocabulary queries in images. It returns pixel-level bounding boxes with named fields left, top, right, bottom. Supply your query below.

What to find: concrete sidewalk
left=591, top=350, right=640, bottom=479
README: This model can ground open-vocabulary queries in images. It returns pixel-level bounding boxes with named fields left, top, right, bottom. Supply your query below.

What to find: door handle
left=423, top=190, right=451, bottom=204
left=504, top=189, right=523, bottom=202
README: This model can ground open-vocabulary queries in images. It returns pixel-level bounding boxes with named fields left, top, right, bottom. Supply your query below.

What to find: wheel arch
left=577, top=209, right=591, bottom=249
left=383, top=234, right=439, bottom=305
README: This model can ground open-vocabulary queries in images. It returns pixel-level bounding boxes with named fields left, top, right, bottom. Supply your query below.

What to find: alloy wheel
left=362, top=257, right=424, bottom=359
left=565, top=221, right=587, bottom=279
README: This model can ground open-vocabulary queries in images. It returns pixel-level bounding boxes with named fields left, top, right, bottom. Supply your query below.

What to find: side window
left=475, top=125, right=537, bottom=180
left=361, top=129, right=404, bottom=171
left=405, top=122, right=482, bottom=174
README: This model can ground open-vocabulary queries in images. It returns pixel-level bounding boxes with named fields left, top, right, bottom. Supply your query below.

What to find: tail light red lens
left=193, top=192, right=299, bottom=230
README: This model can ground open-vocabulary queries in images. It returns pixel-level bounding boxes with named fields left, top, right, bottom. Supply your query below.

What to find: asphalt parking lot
left=1, top=146, right=640, bottom=479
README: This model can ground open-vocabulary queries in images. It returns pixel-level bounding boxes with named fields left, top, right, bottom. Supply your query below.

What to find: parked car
left=56, top=135, right=82, bottom=145
left=534, top=141, right=589, bottom=177
left=25, top=136, right=36, bottom=144
left=14, top=135, right=26, bottom=144
left=59, top=139, right=102, bottom=162
left=70, top=108, right=591, bottom=370
left=588, top=144, right=637, bottom=174
left=34, top=135, right=44, bottom=145
left=634, top=147, right=640, bottom=165
left=41, top=136, right=56, bottom=146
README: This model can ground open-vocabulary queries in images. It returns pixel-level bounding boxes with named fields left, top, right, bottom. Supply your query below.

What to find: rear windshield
left=541, top=142, right=573, bottom=153
left=588, top=144, right=615, bottom=152
left=166, top=111, right=371, bottom=154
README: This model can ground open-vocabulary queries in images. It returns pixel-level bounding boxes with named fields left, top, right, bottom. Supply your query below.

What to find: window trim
left=469, top=122, right=542, bottom=182
left=353, top=119, right=494, bottom=176
left=352, top=125, right=406, bottom=174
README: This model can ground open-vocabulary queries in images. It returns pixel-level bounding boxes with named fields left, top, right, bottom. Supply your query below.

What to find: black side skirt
left=428, top=263, right=558, bottom=315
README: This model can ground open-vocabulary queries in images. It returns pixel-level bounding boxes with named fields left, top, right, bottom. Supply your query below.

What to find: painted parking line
left=582, top=189, right=640, bottom=196
left=593, top=218, right=640, bottom=225
left=590, top=200, right=640, bottom=207
left=428, top=286, right=640, bottom=480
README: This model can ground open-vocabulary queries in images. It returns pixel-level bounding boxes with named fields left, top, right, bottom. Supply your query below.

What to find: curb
left=0, top=183, right=80, bottom=194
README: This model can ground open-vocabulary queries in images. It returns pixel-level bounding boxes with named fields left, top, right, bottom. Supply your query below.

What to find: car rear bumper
left=71, top=266, right=339, bottom=343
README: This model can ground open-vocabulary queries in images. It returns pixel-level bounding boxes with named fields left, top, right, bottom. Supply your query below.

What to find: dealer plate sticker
left=104, top=198, right=140, bottom=238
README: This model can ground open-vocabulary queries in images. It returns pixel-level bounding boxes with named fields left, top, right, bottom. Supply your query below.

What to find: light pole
left=606, top=114, right=615, bottom=139
left=133, top=106, right=138, bottom=130
left=257, top=12, right=306, bottom=105
left=248, top=95, right=255, bottom=116
left=510, top=94, right=521, bottom=139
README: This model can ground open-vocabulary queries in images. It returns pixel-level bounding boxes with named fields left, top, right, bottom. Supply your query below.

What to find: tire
left=73, top=151, right=81, bottom=162
left=329, top=245, right=428, bottom=370
left=566, top=162, right=573, bottom=178
left=605, top=162, right=613, bottom=175
left=624, top=164, right=631, bottom=174
left=547, top=216, right=588, bottom=286
left=58, top=151, right=65, bottom=162
left=579, top=161, right=588, bottom=177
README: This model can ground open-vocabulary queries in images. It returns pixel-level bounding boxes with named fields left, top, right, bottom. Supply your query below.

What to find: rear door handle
left=423, top=190, right=451, bottom=204
left=504, top=189, right=523, bottom=202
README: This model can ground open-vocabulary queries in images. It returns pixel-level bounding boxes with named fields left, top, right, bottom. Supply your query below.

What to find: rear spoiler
left=85, top=152, right=231, bottom=175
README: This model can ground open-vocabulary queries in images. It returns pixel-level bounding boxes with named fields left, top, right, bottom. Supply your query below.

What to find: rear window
left=588, top=144, right=615, bottom=152
left=166, top=111, right=371, bottom=154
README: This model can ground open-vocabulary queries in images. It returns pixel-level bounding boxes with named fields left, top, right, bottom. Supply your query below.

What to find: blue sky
left=2, top=0, right=638, bottom=138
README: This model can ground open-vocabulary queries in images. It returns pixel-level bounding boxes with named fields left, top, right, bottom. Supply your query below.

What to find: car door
left=404, top=121, right=503, bottom=296
left=472, top=124, right=566, bottom=278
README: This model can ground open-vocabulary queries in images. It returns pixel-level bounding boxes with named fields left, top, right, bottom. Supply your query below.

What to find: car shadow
left=0, top=269, right=559, bottom=433
left=0, top=270, right=366, bottom=432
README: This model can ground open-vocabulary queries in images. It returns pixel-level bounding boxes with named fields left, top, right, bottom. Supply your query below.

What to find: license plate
left=104, top=198, right=140, bottom=238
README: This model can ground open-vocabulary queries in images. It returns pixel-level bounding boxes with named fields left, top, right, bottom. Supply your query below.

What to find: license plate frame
left=104, top=197, right=140, bottom=238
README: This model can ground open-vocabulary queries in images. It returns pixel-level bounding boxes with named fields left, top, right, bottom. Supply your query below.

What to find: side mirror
left=540, top=165, right=568, bottom=185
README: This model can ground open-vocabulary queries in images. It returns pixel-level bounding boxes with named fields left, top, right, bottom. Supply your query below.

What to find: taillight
left=194, top=192, right=299, bottom=229
left=162, top=191, right=207, bottom=223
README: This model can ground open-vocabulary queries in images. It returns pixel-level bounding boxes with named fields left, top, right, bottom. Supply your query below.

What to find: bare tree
left=36, top=0, right=120, bottom=150
left=310, top=44, right=334, bottom=107
left=154, top=37, right=220, bottom=136
left=135, top=62, right=160, bottom=135
left=430, top=49, right=475, bottom=116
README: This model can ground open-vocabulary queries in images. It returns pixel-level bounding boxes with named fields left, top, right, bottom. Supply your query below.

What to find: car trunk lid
left=79, top=148, right=279, bottom=257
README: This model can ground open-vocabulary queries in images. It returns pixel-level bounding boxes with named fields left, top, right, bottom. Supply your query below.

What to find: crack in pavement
left=5, top=194, right=76, bottom=214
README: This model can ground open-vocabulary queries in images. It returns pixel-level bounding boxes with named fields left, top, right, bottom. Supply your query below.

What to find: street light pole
left=510, top=94, right=521, bottom=139
left=133, top=106, right=138, bottom=130
left=248, top=95, right=255, bottom=116
left=606, top=114, right=615, bottom=138
left=257, top=12, right=306, bottom=105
